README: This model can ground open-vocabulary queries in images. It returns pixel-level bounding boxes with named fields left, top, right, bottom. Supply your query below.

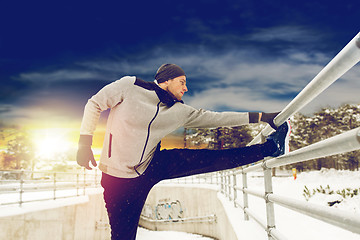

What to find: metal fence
left=0, top=169, right=101, bottom=206
left=239, top=31, right=360, bottom=240
left=165, top=32, right=360, bottom=239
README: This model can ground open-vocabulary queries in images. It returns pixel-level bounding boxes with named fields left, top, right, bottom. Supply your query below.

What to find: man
left=77, top=63, right=290, bottom=240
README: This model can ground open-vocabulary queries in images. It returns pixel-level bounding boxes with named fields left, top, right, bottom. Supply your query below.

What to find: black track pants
left=101, top=141, right=276, bottom=240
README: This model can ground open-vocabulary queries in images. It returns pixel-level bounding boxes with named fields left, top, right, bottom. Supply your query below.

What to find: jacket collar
left=154, top=85, right=184, bottom=107
left=134, top=77, right=183, bottom=107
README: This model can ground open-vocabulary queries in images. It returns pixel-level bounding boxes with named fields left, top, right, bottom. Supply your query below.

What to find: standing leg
left=101, top=173, right=157, bottom=240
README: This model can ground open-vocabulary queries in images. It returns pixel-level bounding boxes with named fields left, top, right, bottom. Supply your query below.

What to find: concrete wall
left=139, top=184, right=238, bottom=240
left=0, top=189, right=110, bottom=240
left=1, top=185, right=240, bottom=240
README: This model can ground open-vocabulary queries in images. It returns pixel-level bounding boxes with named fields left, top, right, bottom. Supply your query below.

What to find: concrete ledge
left=0, top=189, right=110, bottom=240
left=139, top=184, right=238, bottom=240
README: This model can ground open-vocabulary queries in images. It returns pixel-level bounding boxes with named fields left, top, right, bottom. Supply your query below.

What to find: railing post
left=227, top=172, right=231, bottom=200
left=53, top=172, right=57, bottom=200
left=263, top=164, right=276, bottom=240
left=220, top=172, right=222, bottom=187
left=224, top=172, right=228, bottom=197
left=220, top=171, right=224, bottom=194
left=242, top=171, right=249, bottom=221
left=76, top=172, right=80, bottom=196
left=19, top=170, right=24, bottom=207
left=83, top=169, right=86, bottom=195
left=94, top=169, right=98, bottom=187
left=233, top=170, right=237, bottom=208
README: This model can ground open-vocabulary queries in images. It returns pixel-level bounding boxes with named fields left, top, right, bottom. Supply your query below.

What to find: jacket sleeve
left=79, top=76, right=135, bottom=135
left=180, top=104, right=250, bottom=129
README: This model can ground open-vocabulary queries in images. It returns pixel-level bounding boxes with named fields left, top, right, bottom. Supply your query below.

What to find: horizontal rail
left=249, top=31, right=360, bottom=145
left=243, top=188, right=264, bottom=199
left=0, top=194, right=85, bottom=206
left=140, top=214, right=217, bottom=224
left=0, top=182, right=89, bottom=192
left=244, top=127, right=360, bottom=173
left=265, top=127, right=360, bottom=169
left=268, top=193, right=360, bottom=235
left=239, top=184, right=360, bottom=236
left=0, top=169, right=101, bottom=206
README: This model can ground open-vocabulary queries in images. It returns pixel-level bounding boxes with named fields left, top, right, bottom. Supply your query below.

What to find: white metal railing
left=249, top=31, right=360, bottom=145
left=0, top=169, right=101, bottom=206
left=240, top=31, right=360, bottom=240
left=165, top=32, right=360, bottom=239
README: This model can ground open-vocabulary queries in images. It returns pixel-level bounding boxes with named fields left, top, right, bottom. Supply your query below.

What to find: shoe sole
left=284, top=119, right=291, bottom=155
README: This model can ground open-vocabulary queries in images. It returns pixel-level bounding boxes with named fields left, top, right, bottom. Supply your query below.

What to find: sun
left=32, top=128, right=72, bottom=159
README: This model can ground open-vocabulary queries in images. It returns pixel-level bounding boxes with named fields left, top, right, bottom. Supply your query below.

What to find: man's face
left=165, top=76, right=188, bottom=101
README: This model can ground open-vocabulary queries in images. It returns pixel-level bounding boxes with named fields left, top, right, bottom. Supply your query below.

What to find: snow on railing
left=164, top=32, right=360, bottom=240
left=0, top=169, right=101, bottom=206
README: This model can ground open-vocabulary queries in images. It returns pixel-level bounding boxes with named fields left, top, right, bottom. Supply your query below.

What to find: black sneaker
left=266, top=120, right=291, bottom=157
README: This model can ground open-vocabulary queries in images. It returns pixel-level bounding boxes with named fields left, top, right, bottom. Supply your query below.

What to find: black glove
left=260, top=112, right=280, bottom=130
left=76, top=135, right=97, bottom=170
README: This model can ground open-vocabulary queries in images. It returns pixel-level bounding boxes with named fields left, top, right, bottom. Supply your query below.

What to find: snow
left=217, top=193, right=268, bottom=239
left=1, top=169, right=360, bottom=239
left=138, top=169, right=360, bottom=239
left=137, top=227, right=214, bottom=240
left=240, top=168, right=360, bottom=240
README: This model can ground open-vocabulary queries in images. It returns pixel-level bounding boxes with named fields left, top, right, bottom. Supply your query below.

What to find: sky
left=1, top=1, right=359, bottom=148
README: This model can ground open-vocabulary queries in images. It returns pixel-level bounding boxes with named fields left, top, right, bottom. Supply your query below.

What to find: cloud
left=246, top=26, right=322, bottom=43
left=18, top=69, right=105, bottom=82
left=0, top=99, right=84, bottom=127
left=12, top=26, right=360, bottom=118
left=183, top=86, right=289, bottom=112
left=0, top=104, right=12, bottom=114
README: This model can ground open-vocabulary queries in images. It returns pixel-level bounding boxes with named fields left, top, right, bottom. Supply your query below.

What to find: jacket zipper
left=108, top=133, right=113, bottom=158
left=135, top=101, right=161, bottom=175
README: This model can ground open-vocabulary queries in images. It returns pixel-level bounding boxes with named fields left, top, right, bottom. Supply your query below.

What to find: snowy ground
left=226, top=168, right=360, bottom=240
left=133, top=169, right=360, bottom=240
left=137, top=227, right=214, bottom=240
left=1, top=169, right=359, bottom=239
left=136, top=169, right=360, bottom=240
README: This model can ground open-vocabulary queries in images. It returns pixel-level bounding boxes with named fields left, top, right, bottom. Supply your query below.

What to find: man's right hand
left=77, top=146, right=97, bottom=170
left=77, top=135, right=97, bottom=170
left=261, top=112, right=281, bottom=130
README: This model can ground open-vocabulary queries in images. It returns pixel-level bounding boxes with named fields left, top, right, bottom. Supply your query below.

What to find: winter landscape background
left=2, top=101, right=360, bottom=239
left=1, top=1, right=360, bottom=239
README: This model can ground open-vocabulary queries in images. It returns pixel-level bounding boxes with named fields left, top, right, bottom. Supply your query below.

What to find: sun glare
left=32, top=128, right=72, bottom=159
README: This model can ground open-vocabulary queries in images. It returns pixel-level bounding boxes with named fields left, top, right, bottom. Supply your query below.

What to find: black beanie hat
left=154, top=64, right=186, bottom=83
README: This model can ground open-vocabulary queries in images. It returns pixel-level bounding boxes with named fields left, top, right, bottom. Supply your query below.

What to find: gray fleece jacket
left=80, top=76, right=252, bottom=178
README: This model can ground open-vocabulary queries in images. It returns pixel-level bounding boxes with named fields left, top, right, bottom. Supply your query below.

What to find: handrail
left=0, top=169, right=101, bottom=206
left=241, top=32, right=360, bottom=240
left=249, top=32, right=360, bottom=145
left=244, top=127, right=360, bottom=173
left=268, top=193, right=360, bottom=234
